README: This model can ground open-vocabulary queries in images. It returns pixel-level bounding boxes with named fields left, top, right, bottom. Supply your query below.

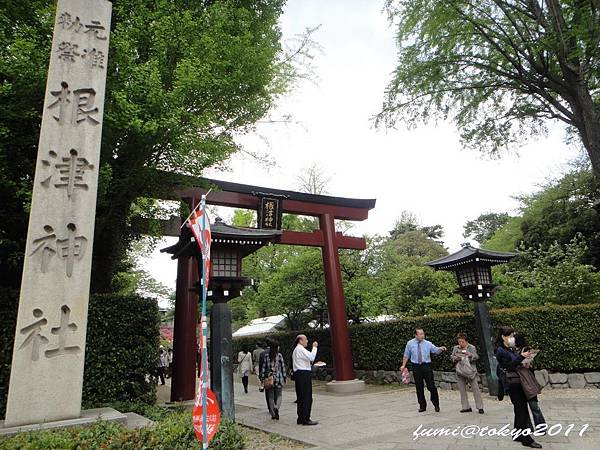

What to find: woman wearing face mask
left=495, top=326, right=542, bottom=449
left=514, top=333, right=546, bottom=432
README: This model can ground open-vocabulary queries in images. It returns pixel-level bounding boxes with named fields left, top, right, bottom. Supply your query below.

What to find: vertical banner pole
left=200, top=195, right=208, bottom=449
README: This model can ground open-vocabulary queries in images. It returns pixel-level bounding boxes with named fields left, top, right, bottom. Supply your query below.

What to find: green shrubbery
left=0, top=410, right=245, bottom=450
left=490, top=237, right=600, bottom=308
left=234, top=303, right=600, bottom=374
left=0, top=290, right=19, bottom=422
left=0, top=291, right=160, bottom=419
left=82, top=293, right=160, bottom=407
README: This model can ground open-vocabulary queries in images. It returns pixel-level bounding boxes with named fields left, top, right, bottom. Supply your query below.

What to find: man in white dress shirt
left=292, top=334, right=318, bottom=425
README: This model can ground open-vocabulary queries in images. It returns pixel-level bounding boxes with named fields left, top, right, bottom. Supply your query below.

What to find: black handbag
left=505, top=370, right=521, bottom=385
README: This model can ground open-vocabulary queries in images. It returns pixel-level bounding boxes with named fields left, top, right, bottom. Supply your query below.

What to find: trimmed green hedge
left=0, top=290, right=160, bottom=419
left=0, top=290, right=19, bottom=421
left=234, top=303, right=600, bottom=374
left=82, top=293, right=160, bottom=406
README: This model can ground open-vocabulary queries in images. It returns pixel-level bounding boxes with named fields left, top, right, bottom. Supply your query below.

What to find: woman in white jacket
left=237, top=346, right=253, bottom=394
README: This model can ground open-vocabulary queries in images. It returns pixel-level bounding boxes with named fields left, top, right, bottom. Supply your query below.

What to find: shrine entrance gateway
left=169, top=178, right=376, bottom=401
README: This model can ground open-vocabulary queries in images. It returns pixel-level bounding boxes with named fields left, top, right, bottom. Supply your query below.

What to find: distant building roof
left=232, top=315, right=287, bottom=337
left=426, top=244, right=517, bottom=270
left=362, top=314, right=397, bottom=323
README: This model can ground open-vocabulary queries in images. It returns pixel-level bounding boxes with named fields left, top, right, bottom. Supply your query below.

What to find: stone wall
left=353, top=369, right=600, bottom=390
left=233, top=363, right=600, bottom=389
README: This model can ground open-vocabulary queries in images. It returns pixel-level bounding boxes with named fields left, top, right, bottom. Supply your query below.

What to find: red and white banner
left=187, top=207, right=212, bottom=288
left=187, top=195, right=219, bottom=448
left=193, top=387, right=220, bottom=445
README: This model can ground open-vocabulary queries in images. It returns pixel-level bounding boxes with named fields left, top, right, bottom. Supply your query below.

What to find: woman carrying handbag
left=451, top=332, right=484, bottom=414
left=495, top=326, right=542, bottom=449
left=261, top=340, right=287, bottom=420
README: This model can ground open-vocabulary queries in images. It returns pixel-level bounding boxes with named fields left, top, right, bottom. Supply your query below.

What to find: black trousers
left=264, top=387, right=274, bottom=415
left=241, top=375, right=249, bottom=393
left=294, top=370, right=313, bottom=424
left=412, top=363, right=439, bottom=409
left=508, top=383, right=535, bottom=444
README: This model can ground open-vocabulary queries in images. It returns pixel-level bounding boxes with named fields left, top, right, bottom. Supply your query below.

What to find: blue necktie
left=417, top=341, right=422, bottom=364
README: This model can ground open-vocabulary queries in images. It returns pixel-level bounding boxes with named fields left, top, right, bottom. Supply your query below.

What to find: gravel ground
left=241, top=425, right=308, bottom=449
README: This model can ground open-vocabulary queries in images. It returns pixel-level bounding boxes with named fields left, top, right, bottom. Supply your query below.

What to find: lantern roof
left=160, top=217, right=281, bottom=260
left=426, top=244, right=517, bottom=270
left=211, top=217, right=282, bottom=243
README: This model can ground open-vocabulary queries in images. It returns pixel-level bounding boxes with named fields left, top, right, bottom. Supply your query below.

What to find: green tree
left=484, top=217, right=524, bottom=252
left=378, top=0, right=600, bottom=181
left=379, top=265, right=463, bottom=316
left=252, top=248, right=325, bottom=330
left=485, top=165, right=600, bottom=264
left=492, top=236, right=600, bottom=307
left=463, top=212, right=511, bottom=244
left=384, top=230, right=447, bottom=264
left=111, top=238, right=174, bottom=303
left=389, top=211, right=444, bottom=241
left=518, top=168, right=600, bottom=267
left=231, top=209, right=256, bottom=228
left=0, top=0, right=302, bottom=292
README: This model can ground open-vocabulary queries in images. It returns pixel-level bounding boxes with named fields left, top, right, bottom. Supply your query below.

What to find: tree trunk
left=568, top=81, right=600, bottom=182
left=91, top=186, right=135, bottom=293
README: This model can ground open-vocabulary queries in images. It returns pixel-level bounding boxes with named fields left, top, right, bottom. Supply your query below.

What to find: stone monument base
left=0, top=408, right=128, bottom=437
left=325, top=378, right=366, bottom=394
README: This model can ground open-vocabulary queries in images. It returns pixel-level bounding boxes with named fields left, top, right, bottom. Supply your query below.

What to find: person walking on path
left=166, top=348, right=173, bottom=379
left=158, top=346, right=168, bottom=385
left=237, top=346, right=253, bottom=394
left=259, top=340, right=279, bottom=412
left=261, top=340, right=287, bottom=420
left=495, top=326, right=542, bottom=449
left=399, top=328, right=447, bottom=412
left=292, top=334, right=318, bottom=425
left=451, top=332, right=484, bottom=414
left=252, top=342, right=264, bottom=392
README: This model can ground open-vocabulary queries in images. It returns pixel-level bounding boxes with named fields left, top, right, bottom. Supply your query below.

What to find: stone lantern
left=427, top=244, right=516, bottom=396
left=162, top=217, right=281, bottom=418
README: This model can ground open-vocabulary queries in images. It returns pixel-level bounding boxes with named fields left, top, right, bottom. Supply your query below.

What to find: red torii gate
left=170, top=178, right=375, bottom=401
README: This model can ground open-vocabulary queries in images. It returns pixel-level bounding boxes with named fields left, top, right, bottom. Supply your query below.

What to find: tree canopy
left=0, top=0, right=297, bottom=291
left=463, top=212, right=511, bottom=244
left=485, top=162, right=600, bottom=266
left=378, top=0, right=600, bottom=181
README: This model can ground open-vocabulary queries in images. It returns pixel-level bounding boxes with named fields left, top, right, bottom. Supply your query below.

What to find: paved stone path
left=231, top=379, right=600, bottom=450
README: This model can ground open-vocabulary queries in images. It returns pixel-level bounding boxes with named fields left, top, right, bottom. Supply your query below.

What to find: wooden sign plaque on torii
left=169, top=177, right=376, bottom=399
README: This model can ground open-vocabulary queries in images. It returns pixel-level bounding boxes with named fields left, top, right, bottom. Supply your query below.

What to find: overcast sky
left=143, top=0, right=578, bottom=304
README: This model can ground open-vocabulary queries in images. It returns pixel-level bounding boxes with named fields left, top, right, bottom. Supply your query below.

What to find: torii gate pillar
left=320, top=213, right=354, bottom=383
left=170, top=197, right=199, bottom=402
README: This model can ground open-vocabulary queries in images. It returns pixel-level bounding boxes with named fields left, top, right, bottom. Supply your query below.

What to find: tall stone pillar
left=5, top=0, right=112, bottom=427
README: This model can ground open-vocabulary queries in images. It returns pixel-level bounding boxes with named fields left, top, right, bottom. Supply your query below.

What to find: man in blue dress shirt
left=400, top=328, right=447, bottom=412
